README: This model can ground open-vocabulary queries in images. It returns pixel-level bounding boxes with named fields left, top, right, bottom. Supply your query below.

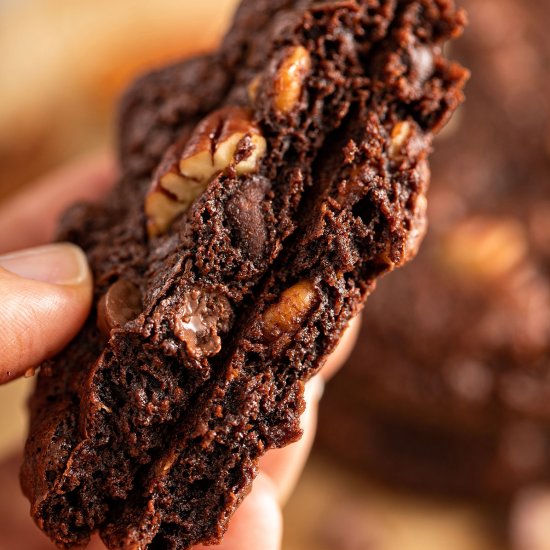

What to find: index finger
left=0, top=151, right=117, bottom=254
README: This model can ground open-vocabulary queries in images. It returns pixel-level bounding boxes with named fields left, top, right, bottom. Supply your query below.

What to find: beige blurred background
left=0, top=1, right=499, bottom=548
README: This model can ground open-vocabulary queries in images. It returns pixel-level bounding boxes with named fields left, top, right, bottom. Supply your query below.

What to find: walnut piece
left=145, top=106, right=267, bottom=237
left=262, top=280, right=318, bottom=341
left=274, top=46, right=312, bottom=114
left=247, top=75, right=261, bottom=104
left=179, top=106, right=267, bottom=178
left=389, top=121, right=412, bottom=158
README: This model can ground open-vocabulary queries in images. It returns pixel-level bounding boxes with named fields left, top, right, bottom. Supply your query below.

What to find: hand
left=0, top=153, right=360, bottom=549
left=0, top=153, right=115, bottom=382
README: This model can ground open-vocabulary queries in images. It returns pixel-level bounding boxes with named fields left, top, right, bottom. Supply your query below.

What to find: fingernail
left=0, top=243, right=90, bottom=286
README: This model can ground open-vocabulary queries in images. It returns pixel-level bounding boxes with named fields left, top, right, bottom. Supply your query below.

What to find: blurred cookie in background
left=318, top=0, right=550, bottom=543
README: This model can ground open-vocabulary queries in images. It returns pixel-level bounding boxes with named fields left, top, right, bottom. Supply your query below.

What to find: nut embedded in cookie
left=262, top=280, right=318, bottom=341
left=247, top=75, right=262, bottom=104
left=274, top=46, right=312, bottom=114
left=177, top=106, right=266, bottom=181
left=389, top=121, right=412, bottom=159
left=145, top=106, right=267, bottom=237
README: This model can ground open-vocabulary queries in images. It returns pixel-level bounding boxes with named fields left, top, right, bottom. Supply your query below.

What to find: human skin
left=0, top=153, right=360, bottom=549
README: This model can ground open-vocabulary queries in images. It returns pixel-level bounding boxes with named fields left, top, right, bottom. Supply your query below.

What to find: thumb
left=0, top=243, right=92, bottom=383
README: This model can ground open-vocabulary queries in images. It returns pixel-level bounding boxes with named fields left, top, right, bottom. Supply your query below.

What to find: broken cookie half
left=21, top=1, right=468, bottom=549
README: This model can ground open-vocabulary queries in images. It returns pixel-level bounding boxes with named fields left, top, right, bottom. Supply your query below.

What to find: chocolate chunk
left=97, top=279, right=142, bottom=336
left=226, top=178, right=270, bottom=261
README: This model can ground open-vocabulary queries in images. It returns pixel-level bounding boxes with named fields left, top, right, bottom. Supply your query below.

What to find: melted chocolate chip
left=172, top=289, right=232, bottom=359
left=97, top=279, right=142, bottom=336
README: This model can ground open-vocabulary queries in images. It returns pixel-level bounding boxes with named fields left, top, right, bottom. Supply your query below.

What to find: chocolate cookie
left=20, top=1, right=467, bottom=548
left=319, top=0, right=550, bottom=502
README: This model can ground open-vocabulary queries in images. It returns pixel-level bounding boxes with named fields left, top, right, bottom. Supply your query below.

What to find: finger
left=61, top=480, right=282, bottom=550
left=0, top=243, right=92, bottom=383
left=259, top=377, right=323, bottom=506
left=259, top=317, right=360, bottom=504
left=195, top=473, right=282, bottom=550
left=87, top=536, right=107, bottom=549
left=0, top=151, right=117, bottom=254
left=322, top=314, right=362, bottom=382
left=511, top=486, right=550, bottom=550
